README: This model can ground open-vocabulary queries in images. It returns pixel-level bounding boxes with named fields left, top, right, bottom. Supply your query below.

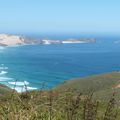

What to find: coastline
left=0, top=34, right=96, bottom=47
left=0, top=71, right=119, bottom=93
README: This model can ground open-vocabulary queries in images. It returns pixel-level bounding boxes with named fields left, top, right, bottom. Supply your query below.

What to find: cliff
left=0, top=34, right=96, bottom=46
left=0, top=34, right=26, bottom=46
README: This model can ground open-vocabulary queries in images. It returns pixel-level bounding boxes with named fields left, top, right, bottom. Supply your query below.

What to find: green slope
left=0, top=84, right=13, bottom=101
left=56, top=72, right=120, bottom=100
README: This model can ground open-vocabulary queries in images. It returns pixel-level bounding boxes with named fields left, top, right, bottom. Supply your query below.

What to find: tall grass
left=0, top=88, right=119, bottom=120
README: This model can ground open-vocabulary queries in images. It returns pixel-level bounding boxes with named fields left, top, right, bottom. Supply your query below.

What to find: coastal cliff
left=0, top=34, right=96, bottom=46
left=0, top=34, right=25, bottom=46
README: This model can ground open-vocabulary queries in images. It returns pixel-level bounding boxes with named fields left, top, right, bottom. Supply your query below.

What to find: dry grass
left=0, top=88, right=119, bottom=120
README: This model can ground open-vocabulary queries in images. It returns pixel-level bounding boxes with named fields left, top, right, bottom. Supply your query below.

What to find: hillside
left=0, top=84, right=12, bottom=94
left=0, top=84, right=13, bottom=101
left=56, top=72, right=120, bottom=100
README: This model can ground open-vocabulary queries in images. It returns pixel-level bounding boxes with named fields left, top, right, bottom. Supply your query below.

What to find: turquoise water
left=0, top=37, right=120, bottom=92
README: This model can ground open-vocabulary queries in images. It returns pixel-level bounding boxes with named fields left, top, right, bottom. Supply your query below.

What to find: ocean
left=0, top=36, right=120, bottom=92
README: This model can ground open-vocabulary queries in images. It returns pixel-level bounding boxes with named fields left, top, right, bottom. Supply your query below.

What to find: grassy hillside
left=0, top=84, right=12, bottom=95
left=0, top=84, right=13, bottom=101
left=56, top=72, right=120, bottom=100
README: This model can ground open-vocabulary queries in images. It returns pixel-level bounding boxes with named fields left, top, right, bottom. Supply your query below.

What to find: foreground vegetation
left=0, top=72, right=120, bottom=120
left=0, top=89, right=120, bottom=120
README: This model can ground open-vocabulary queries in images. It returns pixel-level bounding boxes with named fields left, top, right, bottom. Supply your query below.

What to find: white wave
left=8, top=81, right=29, bottom=86
left=27, top=87, right=37, bottom=90
left=12, top=86, right=37, bottom=92
left=0, top=77, right=13, bottom=81
left=0, top=71, right=8, bottom=75
left=62, top=41, right=87, bottom=44
left=11, top=86, right=25, bottom=93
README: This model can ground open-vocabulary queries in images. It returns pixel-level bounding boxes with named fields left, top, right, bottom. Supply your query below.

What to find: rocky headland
left=0, top=34, right=96, bottom=46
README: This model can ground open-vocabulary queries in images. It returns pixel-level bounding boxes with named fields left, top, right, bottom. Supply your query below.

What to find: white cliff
left=0, top=34, right=25, bottom=46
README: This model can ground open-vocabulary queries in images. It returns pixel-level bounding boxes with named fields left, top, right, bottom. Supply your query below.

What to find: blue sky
left=0, top=0, right=120, bottom=35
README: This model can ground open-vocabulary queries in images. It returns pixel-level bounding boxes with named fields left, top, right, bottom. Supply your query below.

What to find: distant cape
left=0, top=34, right=96, bottom=46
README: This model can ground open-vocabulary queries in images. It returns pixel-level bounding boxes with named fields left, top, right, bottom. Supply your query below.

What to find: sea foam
left=8, top=81, right=29, bottom=86
left=0, top=77, right=13, bottom=81
left=12, top=86, right=37, bottom=92
left=0, top=71, right=8, bottom=75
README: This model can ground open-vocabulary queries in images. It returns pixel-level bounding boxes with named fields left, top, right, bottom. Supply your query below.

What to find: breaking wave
left=0, top=71, right=8, bottom=75
left=0, top=64, right=37, bottom=92
left=8, top=81, right=29, bottom=86
left=13, top=86, right=37, bottom=93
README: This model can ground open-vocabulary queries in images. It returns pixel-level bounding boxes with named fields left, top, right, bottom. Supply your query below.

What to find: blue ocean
left=0, top=36, right=120, bottom=92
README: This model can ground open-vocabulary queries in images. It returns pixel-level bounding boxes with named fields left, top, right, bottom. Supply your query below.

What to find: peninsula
left=0, top=34, right=96, bottom=46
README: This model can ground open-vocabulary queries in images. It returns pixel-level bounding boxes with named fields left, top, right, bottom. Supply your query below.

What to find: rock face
left=0, top=34, right=25, bottom=46
left=0, top=34, right=41, bottom=46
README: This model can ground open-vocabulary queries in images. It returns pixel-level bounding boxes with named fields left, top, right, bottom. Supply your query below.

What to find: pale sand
left=0, top=34, right=24, bottom=46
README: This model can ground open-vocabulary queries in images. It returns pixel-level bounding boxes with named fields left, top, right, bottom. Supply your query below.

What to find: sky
left=0, top=0, right=120, bottom=35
